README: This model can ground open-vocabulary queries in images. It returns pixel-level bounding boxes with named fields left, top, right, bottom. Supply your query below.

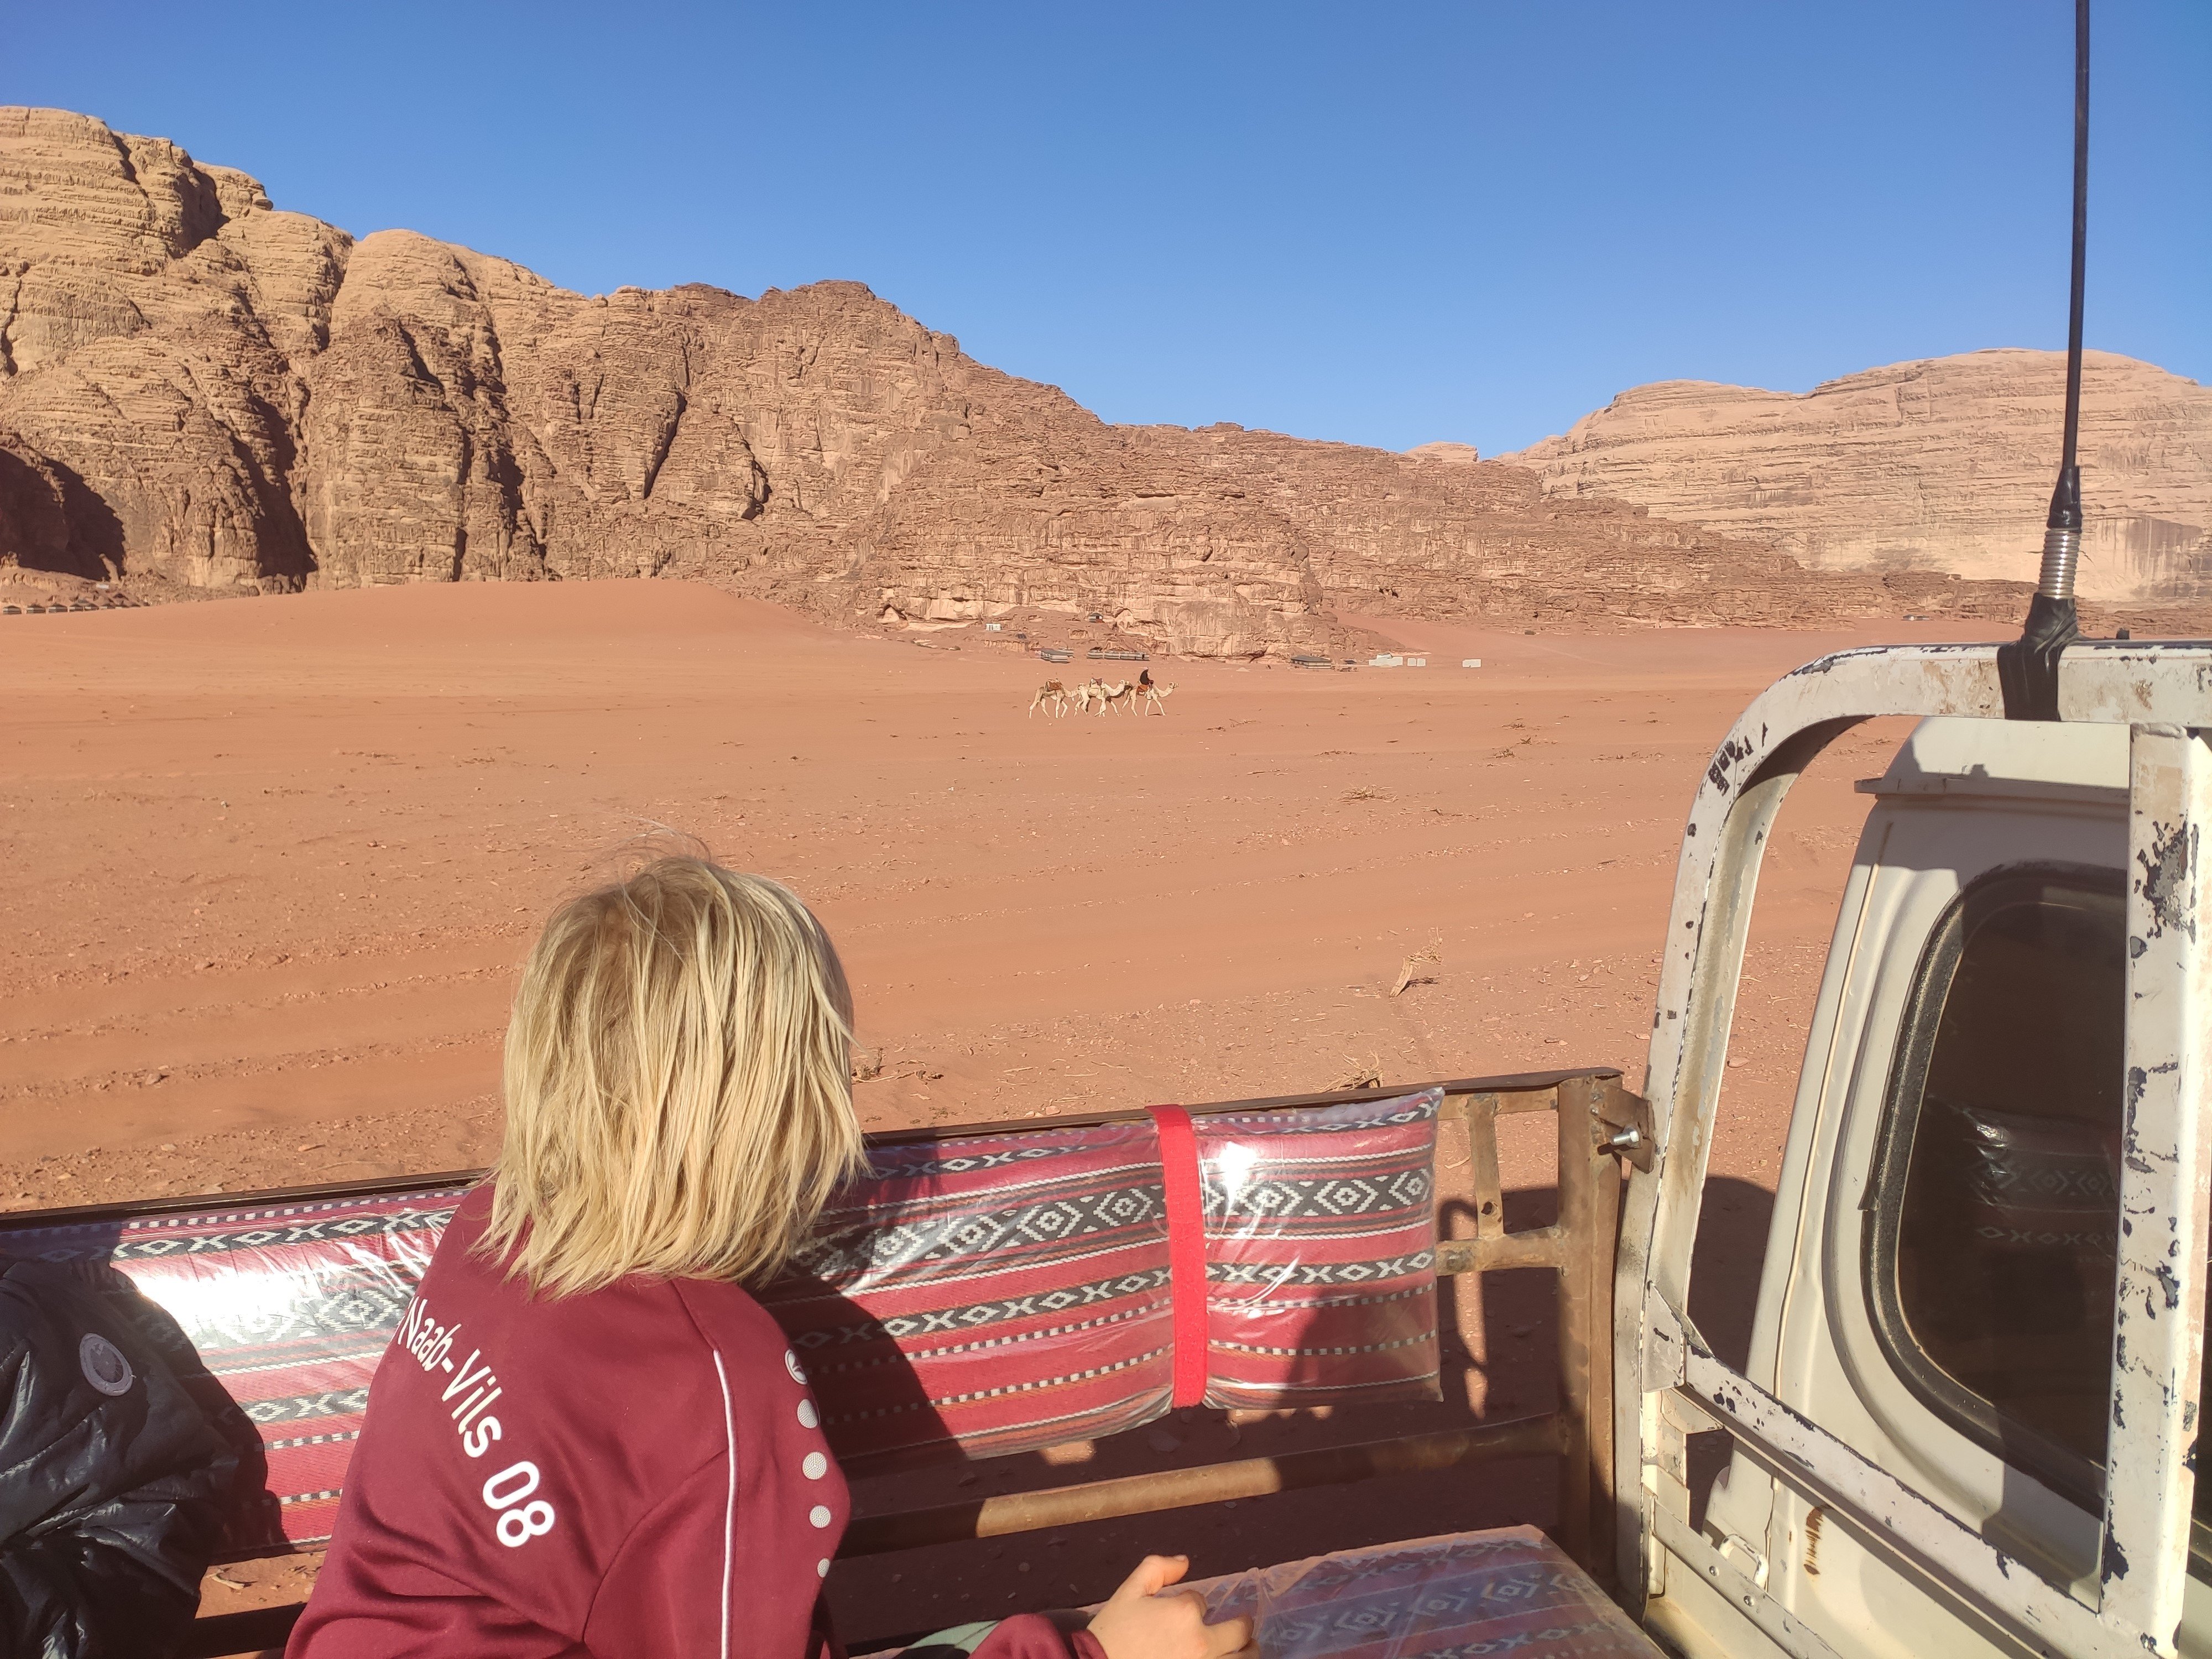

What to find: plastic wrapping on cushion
left=0, top=1187, right=466, bottom=1553
left=1196, top=1527, right=1657, bottom=1659
left=1196, top=1089, right=1440, bottom=1409
left=0, top=1085, right=1444, bottom=1551
left=763, top=1088, right=1442, bottom=1464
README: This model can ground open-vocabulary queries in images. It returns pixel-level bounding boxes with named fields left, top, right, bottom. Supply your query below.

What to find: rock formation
left=1505, top=352, right=2212, bottom=603
left=1404, top=441, right=1481, bottom=466
left=4, top=107, right=2198, bottom=653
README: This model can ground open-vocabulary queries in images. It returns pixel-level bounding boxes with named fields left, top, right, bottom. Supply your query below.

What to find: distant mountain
left=3, top=107, right=2171, bottom=651
left=1504, top=351, right=2211, bottom=603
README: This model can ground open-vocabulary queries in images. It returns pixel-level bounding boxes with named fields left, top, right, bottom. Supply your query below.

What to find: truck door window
left=1864, top=868, right=2126, bottom=1515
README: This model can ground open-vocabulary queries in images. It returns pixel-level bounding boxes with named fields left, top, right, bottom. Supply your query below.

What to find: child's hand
left=1087, top=1556, right=1255, bottom=1659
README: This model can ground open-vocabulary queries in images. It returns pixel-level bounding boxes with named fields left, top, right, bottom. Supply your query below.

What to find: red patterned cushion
left=762, top=1088, right=1441, bottom=1463
left=763, top=1119, right=1176, bottom=1462
left=1196, top=1093, right=1442, bottom=1410
left=1194, top=1527, right=1657, bottom=1657
left=0, top=1088, right=1441, bottom=1552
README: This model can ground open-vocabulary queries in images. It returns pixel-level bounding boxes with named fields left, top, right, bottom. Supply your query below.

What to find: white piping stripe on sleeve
left=712, top=1350, right=736, bottom=1659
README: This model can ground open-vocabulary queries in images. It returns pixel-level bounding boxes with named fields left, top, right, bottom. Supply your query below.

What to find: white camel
left=1027, top=680, right=1069, bottom=718
left=1069, top=677, right=1108, bottom=715
left=1136, top=681, right=1177, bottom=715
left=1092, top=680, right=1134, bottom=716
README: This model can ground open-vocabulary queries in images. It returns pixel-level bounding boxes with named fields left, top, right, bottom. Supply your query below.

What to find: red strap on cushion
left=1148, top=1104, right=1208, bottom=1409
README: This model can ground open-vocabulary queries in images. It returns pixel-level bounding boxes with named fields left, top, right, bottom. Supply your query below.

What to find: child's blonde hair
left=480, top=857, right=865, bottom=1297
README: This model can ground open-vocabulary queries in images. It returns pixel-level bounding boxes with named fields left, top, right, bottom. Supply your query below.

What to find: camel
left=1068, top=677, right=1109, bottom=715
left=1027, top=680, right=1070, bottom=718
left=1092, top=680, right=1134, bottom=716
left=1136, top=681, right=1177, bottom=715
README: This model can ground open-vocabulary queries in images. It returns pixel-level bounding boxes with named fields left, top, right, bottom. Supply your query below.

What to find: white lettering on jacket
left=395, top=1295, right=556, bottom=1548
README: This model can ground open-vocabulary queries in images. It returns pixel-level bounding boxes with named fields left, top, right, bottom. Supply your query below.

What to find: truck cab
left=1626, top=640, right=2212, bottom=1659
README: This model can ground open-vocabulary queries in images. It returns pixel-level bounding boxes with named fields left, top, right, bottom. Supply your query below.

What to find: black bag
left=0, top=1259, right=241, bottom=1659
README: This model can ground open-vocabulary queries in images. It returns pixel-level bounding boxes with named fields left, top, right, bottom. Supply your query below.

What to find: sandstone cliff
left=1504, top=352, right=2212, bottom=603
left=3, top=107, right=2185, bottom=653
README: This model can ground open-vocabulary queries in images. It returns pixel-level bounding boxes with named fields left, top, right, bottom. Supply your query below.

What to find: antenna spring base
left=2036, top=526, right=2081, bottom=603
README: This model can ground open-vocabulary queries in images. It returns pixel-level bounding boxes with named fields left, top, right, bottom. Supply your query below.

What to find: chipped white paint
left=2099, top=724, right=2212, bottom=1649
left=1616, top=643, right=2003, bottom=1601
left=1650, top=1291, right=2132, bottom=1658
left=2063, top=645, right=2212, bottom=728
left=1647, top=1503, right=1848, bottom=1659
left=1614, top=640, right=2212, bottom=1655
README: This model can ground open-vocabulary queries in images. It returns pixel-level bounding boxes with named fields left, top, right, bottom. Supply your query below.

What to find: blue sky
left=9, top=2, right=2205, bottom=455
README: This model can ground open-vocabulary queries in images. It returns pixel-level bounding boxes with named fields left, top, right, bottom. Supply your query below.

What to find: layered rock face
left=1505, top=352, right=2212, bottom=603
left=5, top=107, right=2189, bottom=653
left=0, top=109, right=335, bottom=588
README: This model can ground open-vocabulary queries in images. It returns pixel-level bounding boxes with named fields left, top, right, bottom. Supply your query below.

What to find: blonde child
left=290, top=858, right=1248, bottom=1659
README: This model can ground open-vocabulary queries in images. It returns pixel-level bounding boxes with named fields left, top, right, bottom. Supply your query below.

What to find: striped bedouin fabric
left=763, top=1089, right=1443, bottom=1463
left=0, top=1088, right=1438, bottom=1554
left=1195, top=1526, right=1657, bottom=1658
left=1190, top=1092, right=1444, bottom=1412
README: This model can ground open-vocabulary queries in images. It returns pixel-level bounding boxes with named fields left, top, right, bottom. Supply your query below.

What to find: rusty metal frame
left=839, top=1069, right=1631, bottom=1574
left=18, top=1068, right=1615, bottom=1232
left=1621, top=639, right=2212, bottom=1659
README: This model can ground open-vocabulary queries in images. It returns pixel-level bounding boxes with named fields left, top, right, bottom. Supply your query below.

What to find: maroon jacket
left=290, top=1187, right=1092, bottom=1659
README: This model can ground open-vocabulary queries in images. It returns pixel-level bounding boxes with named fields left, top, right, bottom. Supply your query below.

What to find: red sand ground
left=0, top=584, right=2014, bottom=1643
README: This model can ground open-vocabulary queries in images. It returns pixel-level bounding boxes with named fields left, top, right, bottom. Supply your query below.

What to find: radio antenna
left=1999, top=0, right=2091, bottom=719
left=2045, top=0, right=2091, bottom=592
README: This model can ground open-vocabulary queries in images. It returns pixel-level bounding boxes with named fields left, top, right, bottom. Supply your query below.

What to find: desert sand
left=0, top=582, right=2018, bottom=1640
left=0, top=580, right=1985, bottom=1199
